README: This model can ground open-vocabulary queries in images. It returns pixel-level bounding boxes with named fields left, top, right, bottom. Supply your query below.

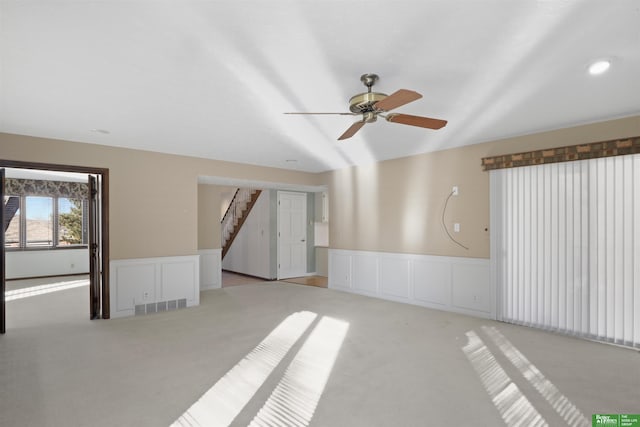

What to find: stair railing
left=221, top=188, right=259, bottom=253
left=221, top=188, right=240, bottom=242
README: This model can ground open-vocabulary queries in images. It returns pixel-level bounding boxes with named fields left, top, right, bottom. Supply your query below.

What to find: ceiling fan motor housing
left=348, top=92, right=387, bottom=113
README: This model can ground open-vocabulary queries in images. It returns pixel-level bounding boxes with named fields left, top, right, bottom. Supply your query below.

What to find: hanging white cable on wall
left=442, top=190, right=469, bottom=250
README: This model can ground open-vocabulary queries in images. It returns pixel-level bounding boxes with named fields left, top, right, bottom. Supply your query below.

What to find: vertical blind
left=491, top=153, right=640, bottom=348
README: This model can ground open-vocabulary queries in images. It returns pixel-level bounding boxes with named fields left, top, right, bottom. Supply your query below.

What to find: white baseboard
left=198, top=249, right=222, bottom=290
left=110, top=255, right=200, bottom=318
left=329, top=249, right=494, bottom=319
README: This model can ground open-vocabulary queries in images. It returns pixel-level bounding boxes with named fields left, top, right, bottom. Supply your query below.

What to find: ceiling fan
left=285, top=74, right=447, bottom=140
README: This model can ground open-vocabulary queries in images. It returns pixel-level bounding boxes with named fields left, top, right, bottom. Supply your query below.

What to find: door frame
left=1, top=169, right=5, bottom=333
left=0, top=159, right=110, bottom=320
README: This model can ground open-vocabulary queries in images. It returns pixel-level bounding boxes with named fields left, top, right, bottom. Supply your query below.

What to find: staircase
left=221, top=188, right=262, bottom=259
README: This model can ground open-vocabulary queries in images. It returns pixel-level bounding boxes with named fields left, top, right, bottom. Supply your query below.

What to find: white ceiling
left=1, top=1, right=639, bottom=173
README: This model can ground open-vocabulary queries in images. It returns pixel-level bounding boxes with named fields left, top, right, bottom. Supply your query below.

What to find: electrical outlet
left=454, top=223, right=460, bottom=233
left=452, top=186, right=459, bottom=196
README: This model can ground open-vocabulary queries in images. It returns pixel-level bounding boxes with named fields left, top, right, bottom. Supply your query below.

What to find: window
left=26, top=196, right=53, bottom=247
left=3, top=195, right=88, bottom=249
left=58, top=198, right=87, bottom=246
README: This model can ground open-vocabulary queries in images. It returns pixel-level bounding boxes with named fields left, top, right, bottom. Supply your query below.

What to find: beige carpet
left=1, top=281, right=638, bottom=426
left=5, top=274, right=89, bottom=291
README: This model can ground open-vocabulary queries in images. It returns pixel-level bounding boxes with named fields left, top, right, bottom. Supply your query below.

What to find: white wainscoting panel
left=115, top=263, right=156, bottom=312
left=161, top=261, right=196, bottom=302
left=380, top=256, right=410, bottom=299
left=352, top=254, right=378, bottom=295
left=329, top=249, right=493, bottom=319
left=110, top=255, right=200, bottom=318
left=413, top=258, right=450, bottom=307
left=452, top=262, right=492, bottom=313
left=329, top=250, right=352, bottom=289
left=199, top=249, right=222, bottom=290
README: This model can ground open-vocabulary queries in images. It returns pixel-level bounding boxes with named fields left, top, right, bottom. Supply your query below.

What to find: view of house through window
left=4, top=195, right=88, bottom=249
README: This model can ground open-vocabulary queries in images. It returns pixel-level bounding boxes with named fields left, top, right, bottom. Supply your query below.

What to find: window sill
left=5, top=246, right=88, bottom=252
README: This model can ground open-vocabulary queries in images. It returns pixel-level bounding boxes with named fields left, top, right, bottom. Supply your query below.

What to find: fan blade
left=338, top=121, right=366, bottom=140
left=373, top=89, right=422, bottom=112
left=386, top=113, right=447, bottom=129
left=284, top=112, right=357, bottom=115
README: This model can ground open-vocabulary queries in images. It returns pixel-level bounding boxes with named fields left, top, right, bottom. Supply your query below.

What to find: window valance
left=4, top=178, right=88, bottom=199
left=481, top=136, right=640, bottom=171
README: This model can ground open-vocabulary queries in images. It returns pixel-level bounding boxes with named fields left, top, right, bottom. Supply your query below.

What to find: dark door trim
left=0, top=159, right=110, bottom=319
left=1, top=168, right=5, bottom=333
left=88, top=175, right=99, bottom=319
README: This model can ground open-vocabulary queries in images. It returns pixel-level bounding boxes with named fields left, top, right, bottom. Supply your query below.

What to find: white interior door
left=278, top=191, right=307, bottom=279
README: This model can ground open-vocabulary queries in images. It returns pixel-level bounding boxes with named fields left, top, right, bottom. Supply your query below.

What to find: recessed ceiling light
left=91, top=128, right=110, bottom=134
left=588, top=60, right=611, bottom=75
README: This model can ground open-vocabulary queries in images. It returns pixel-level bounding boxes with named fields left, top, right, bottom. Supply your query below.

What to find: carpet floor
left=1, top=281, right=638, bottom=426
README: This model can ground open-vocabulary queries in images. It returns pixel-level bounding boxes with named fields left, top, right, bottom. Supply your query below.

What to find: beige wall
left=0, top=133, right=321, bottom=260
left=197, top=184, right=218, bottom=250
left=324, top=115, right=640, bottom=259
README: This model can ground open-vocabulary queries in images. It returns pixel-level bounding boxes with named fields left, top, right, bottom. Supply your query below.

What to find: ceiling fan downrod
left=360, top=73, right=379, bottom=93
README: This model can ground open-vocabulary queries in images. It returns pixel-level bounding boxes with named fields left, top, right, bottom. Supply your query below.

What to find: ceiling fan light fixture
left=588, top=59, right=611, bottom=75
